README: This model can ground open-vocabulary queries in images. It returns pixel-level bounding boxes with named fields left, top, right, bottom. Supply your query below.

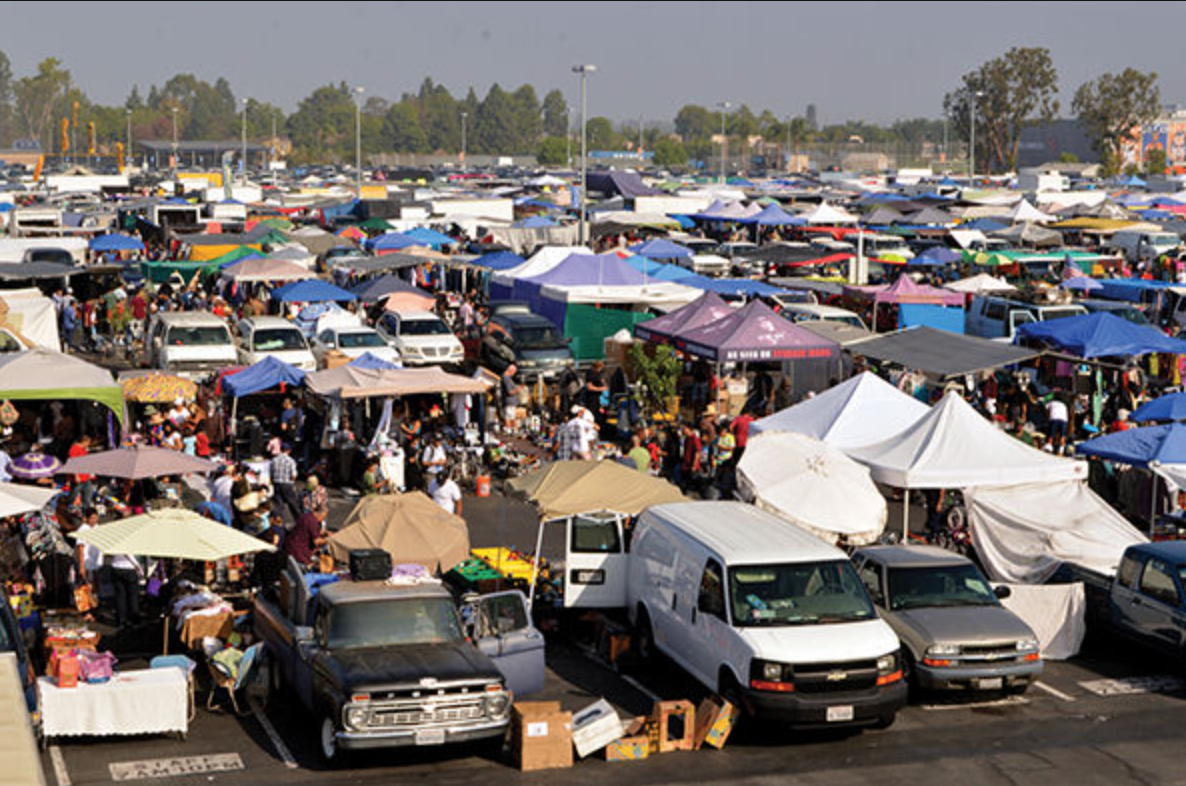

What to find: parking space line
left=49, top=745, right=71, bottom=786
left=248, top=697, right=298, bottom=770
left=621, top=674, right=662, bottom=703
left=919, top=696, right=1029, bottom=711
left=1032, top=681, right=1076, bottom=702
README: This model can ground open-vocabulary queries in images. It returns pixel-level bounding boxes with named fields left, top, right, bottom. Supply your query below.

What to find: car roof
left=395, top=310, right=442, bottom=321
left=1129, top=541, right=1186, bottom=562
left=494, top=312, right=552, bottom=328
left=242, top=316, right=300, bottom=329
left=783, top=303, right=859, bottom=317
left=642, top=502, right=844, bottom=565
left=853, top=544, right=972, bottom=568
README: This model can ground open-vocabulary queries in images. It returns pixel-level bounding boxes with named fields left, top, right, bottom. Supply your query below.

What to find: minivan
left=146, top=312, right=236, bottom=378
left=624, top=502, right=906, bottom=728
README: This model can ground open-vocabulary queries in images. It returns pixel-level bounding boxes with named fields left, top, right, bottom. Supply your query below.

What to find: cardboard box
left=571, top=698, right=624, bottom=758
left=693, top=696, right=740, bottom=750
left=512, top=701, right=573, bottom=771
left=323, top=350, right=351, bottom=369
left=605, top=735, right=650, bottom=762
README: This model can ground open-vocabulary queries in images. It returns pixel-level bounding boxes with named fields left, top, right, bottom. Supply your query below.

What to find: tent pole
left=527, top=516, right=549, bottom=615
left=902, top=488, right=910, bottom=542
left=1151, top=471, right=1158, bottom=534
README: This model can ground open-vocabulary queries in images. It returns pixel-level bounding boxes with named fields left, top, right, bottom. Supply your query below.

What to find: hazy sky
left=3, top=2, right=1185, bottom=125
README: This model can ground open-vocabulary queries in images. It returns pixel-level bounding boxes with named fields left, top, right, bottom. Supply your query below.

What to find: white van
left=1108, top=230, right=1181, bottom=263
left=965, top=295, right=1086, bottom=340
left=236, top=316, right=317, bottom=371
left=624, top=502, right=906, bottom=728
left=146, top=312, right=236, bottom=378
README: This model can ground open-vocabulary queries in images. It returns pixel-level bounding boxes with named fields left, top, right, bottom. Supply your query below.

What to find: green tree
left=244, top=98, right=285, bottom=142
left=510, top=84, right=542, bottom=152
left=651, top=137, right=687, bottom=169
left=474, top=83, right=517, bottom=154
left=1072, top=68, right=1161, bottom=177
left=674, top=104, right=714, bottom=142
left=124, top=85, right=143, bottom=111
left=586, top=116, right=619, bottom=150
left=0, top=51, right=13, bottom=147
left=541, top=89, right=568, bottom=138
left=13, top=57, right=72, bottom=152
left=943, top=47, right=1060, bottom=172
left=417, top=79, right=460, bottom=152
left=383, top=101, right=429, bottom=152
left=287, top=83, right=356, bottom=162
left=728, top=104, right=759, bottom=140
left=1145, top=147, right=1168, bottom=176
left=537, top=136, right=568, bottom=166
left=628, top=342, right=683, bottom=413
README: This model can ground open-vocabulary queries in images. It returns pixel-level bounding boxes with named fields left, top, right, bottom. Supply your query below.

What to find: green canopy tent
left=140, top=259, right=221, bottom=284
left=0, top=349, right=126, bottom=426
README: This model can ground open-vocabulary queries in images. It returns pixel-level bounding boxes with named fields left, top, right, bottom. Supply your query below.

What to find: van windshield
left=167, top=326, right=231, bottom=346
left=730, top=561, right=876, bottom=627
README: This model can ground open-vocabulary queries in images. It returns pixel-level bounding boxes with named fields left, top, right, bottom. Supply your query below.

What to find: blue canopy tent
left=628, top=238, right=693, bottom=259
left=959, top=218, right=1009, bottom=232
left=365, top=232, right=421, bottom=253
left=1132, top=393, right=1186, bottom=424
left=668, top=214, right=696, bottom=229
left=402, top=227, right=458, bottom=249
left=89, top=234, right=145, bottom=253
left=348, top=274, right=431, bottom=303
left=469, top=250, right=526, bottom=272
left=347, top=352, right=402, bottom=371
left=739, top=203, right=806, bottom=227
left=1015, top=312, right=1186, bottom=359
left=223, top=356, right=307, bottom=398
left=910, top=247, right=962, bottom=266
left=271, top=279, right=357, bottom=303
left=1077, top=423, right=1186, bottom=466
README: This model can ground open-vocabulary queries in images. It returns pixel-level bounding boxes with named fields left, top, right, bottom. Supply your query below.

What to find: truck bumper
left=741, top=680, right=908, bottom=729
left=914, top=660, right=1043, bottom=692
left=336, top=718, right=509, bottom=750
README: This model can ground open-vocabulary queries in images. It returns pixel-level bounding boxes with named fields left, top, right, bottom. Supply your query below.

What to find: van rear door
left=564, top=512, right=628, bottom=608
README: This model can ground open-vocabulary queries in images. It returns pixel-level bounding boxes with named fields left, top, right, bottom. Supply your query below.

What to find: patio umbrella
left=1131, top=392, right=1186, bottom=424
left=0, top=482, right=58, bottom=517
left=10, top=452, right=62, bottom=480
left=58, top=446, right=216, bottom=479
left=327, top=492, right=470, bottom=573
left=71, top=509, right=274, bottom=562
left=121, top=373, right=198, bottom=403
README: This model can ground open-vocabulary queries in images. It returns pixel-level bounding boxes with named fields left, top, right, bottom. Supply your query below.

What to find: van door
left=686, top=558, right=732, bottom=689
left=564, top=512, right=628, bottom=608
left=469, top=591, right=545, bottom=696
left=1007, top=308, right=1035, bottom=339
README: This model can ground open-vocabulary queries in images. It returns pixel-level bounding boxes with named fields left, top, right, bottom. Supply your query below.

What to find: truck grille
left=360, top=692, right=488, bottom=729
left=792, top=659, right=878, bottom=694
left=957, top=643, right=1024, bottom=664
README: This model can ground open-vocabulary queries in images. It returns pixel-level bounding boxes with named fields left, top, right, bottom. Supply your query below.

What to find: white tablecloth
left=40, top=668, right=188, bottom=738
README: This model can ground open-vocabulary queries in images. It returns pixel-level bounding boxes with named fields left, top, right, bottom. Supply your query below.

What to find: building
left=1118, top=106, right=1186, bottom=171
left=134, top=140, right=268, bottom=170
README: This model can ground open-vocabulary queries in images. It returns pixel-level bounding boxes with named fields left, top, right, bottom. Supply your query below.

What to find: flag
left=60, top=118, right=69, bottom=153
left=87, top=121, right=96, bottom=155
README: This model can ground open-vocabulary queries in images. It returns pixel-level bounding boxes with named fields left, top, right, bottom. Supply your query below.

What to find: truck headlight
left=344, top=704, right=369, bottom=729
left=927, top=644, right=962, bottom=657
left=1016, top=639, right=1040, bottom=652
left=877, top=654, right=897, bottom=674
left=484, top=691, right=510, bottom=719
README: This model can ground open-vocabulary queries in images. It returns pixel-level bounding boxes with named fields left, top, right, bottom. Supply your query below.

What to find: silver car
left=852, top=545, right=1042, bottom=694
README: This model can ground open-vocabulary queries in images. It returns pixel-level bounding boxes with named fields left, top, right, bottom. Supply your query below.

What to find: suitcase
left=349, top=549, right=392, bottom=582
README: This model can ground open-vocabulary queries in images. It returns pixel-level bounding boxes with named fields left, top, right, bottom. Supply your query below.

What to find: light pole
left=170, top=106, right=178, bottom=175
left=785, top=115, right=792, bottom=173
left=717, top=101, right=732, bottom=184
left=354, top=86, right=364, bottom=199
left=460, top=111, right=468, bottom=169
left=970, top=89, right=984, bottom=181
left=566, top=108, right=573, bottom=168
left=573, top=64, right=596, bottom=246
left=240, top=98, right=248, bottom=184
left=125, top=109, right=132, bottom=169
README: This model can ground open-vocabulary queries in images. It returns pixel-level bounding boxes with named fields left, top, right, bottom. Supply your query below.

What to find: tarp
left=998, top=583, right=1085, bottom=660
left=271, top=279, right=357, bottom=303
left=365, top=232, right=422, bottom=253
left=402, top=227, right=458, bottom=249
left=0, top=288, right=61, bottom=351
left=752, top=371, right=928, bottom=449
left=1131, top=392, right=1186, bottom=423
left=738, top=203, right=806, bottom=227
left=221, top=257, right=313, bottom=283
left=0, top=349, right=124, bottom=425
left=305, top=365, right=490, bottom=400
left=349, top=274, right=433, bottom=303
left=849, top=326, right=1040, bottom=378
left=89, top=234, right=145, bottom=253
left=847, top=392, right=1088, bottom=488
left=508, top=460, right=684, bottom=520
left=800, top=202, right=859, bottom=224
left=675, top=299, right=840, bottom=363
left=347, top=352, right=402, bottom=370
left=965, top=481, right=1147, bottom=583
left=845, top=276, right=964, bottom=306
left=633, top=291, right=734, bottom=344
left=1075, top=423, right=1186, bottom=467
left=469, top=251, right=526, bottom=271
left=72, top=509, right=274, bottom=561
left=586, top=171, right=662, bottom=198
left=1016, top=312, right=1186, bottom=359
left=327, top=492, right=470, bottom=573
left=222, top=356, right=307, bottom=399
left=943, top=273, right=1017, bottom=295
left=736, top=432, right=886, bottom=545
left=287, top=226, right=356, bottom=257
left=628, top=238, right=692, bottom=259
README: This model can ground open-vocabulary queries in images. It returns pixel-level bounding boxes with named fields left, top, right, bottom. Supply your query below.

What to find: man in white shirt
left=428, top=468, right=463, bottom=516
left=421, top=433, right=449, bottom=479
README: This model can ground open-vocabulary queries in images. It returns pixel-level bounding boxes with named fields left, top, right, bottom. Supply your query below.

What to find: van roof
left=156, top=311, right=228, bottom=326
left=782, top=303, right=859, bottom=318
left=642, top=501, right=844, bottom=565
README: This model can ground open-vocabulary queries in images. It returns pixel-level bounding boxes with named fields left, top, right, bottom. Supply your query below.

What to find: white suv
left=236, top=316, right=317, bottom=371
left=375, top=310, right=464, bottom=366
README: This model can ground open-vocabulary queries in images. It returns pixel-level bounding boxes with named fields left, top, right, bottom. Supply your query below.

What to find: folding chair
left=206, top=642, right=262, bottom=715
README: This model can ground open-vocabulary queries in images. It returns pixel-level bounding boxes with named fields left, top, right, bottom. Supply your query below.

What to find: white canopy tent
left=751, top=371, right=929, bottom=450
left=493, top=245, right=593, bottom=284
left=1008, top=199, right=1056, bottom=224
left=944, top=273, right=1018, bottom=295
left=737, top=432, right=887, bottom=545
left=800, top=202, right=859, bottom=224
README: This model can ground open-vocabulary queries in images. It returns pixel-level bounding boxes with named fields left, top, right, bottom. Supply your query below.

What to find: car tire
left=634, top=607, right=656, bottom=664
left=318, top=714, right=342, bottom=767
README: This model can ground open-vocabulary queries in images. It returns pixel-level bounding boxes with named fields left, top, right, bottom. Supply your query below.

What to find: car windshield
left=515, top=325, right=561, bottom=348
left=1040, top=307, right=1086, bottom=321
left=400, top=318, right=451, bottom=336
left=730, top=561, right=876, bottom=627
left=327, top=598, right=464, bottom=649
left=167, top=326, right=230, bottom=346
left=887, top=564, right=999, bottom=611
left=253, top=329, right=307, bottom=351
left=338, top=331, right=386, bottom=349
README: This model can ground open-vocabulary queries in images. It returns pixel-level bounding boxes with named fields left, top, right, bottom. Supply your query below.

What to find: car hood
left=739, top=618, right=899, bottom=663
left=399, top=335, right=461, bottom=350
left=889, top=604, right=1034, bottom=647
left=517, top=346, right=572, bottom=363
left=324, top=642, right=503, bottom=692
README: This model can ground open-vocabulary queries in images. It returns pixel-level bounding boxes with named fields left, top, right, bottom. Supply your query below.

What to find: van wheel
left=634, top=607, right=656, bottom=664
left=718, top=671, right=749, bottom=722
left=318, top=715, right=342, bottom=767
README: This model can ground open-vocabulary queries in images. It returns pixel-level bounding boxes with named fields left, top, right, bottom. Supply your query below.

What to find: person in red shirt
left=68, top=435, right=95, bottom=507
left=678, top=423, right=702, bottom=493
left=730, top=408, right=754, bottom=467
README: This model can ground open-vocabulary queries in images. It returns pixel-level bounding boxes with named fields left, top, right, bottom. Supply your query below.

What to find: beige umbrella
left=509, top=460, right=686, bottom=520
left=0, top=482, right=58, bottom=518
left=328, top=492, right=470, bottom=573
left=71, top=509, right=273, bottom=562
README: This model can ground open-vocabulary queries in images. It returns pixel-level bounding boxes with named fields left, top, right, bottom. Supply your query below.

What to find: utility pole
left=572, top=64, right=596, bottom=246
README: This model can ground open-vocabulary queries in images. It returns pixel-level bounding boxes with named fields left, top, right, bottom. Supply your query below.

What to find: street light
left=170, top=106, right=178, bottom=175
left=970, top=89, right=984, bottom=181
left=572, top=64, right=596, bottom=247
left=566, top=107, right=573, bottom=168
left=240, top=97, right=249, bottom=184
left=460, top=111, right=468, bottom=169
left=125, top=109, right=132, bottom=169
left=717, top=101, right=732, bottom=184
left=354, top=86, right=364, bottom=198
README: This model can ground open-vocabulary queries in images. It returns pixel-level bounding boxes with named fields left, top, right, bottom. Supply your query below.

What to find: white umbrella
left=71, top=509, right=273, bottom=562
left=0, top=482, right=58, bottom=517
left=737, top=432, right=886, bottom=545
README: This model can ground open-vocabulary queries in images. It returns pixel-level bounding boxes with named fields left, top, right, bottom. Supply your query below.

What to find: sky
left=3, top=2, right=1186, bottom=126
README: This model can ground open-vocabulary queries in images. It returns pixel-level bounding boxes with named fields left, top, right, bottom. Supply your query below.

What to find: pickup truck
left=254, top=558, right=534, bottom=764
left=1056, top=541, right=1186, bottom=657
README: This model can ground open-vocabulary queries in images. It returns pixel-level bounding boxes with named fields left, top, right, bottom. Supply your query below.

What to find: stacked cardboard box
left=512, top=702, right=573, bottom=771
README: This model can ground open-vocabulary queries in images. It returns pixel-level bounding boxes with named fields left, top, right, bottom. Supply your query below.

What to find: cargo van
left=622, top=502, right=906, bottom=728
left=965, top=295, right=1086, bottom=340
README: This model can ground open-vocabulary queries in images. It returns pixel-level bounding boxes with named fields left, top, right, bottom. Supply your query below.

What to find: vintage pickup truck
left=1057, top=541, right=1186, bottom=656
left=255, top=558, right=541, bottom=764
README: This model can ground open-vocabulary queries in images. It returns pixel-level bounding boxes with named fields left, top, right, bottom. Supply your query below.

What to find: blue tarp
left=586, top=171, right=662, bottom=198
left=89, top=234, right=145, bottom=252
left=365, top=232, right=421, bottom=252
left=223, top=356, right=307, bottom=398
left=514, top=215, right=557, bottom=229
left=347, top=352, right=402, bottom=370
left=271, top=279, right=357, bottom=303
left=403, top=227, right=457, bottom=249
left=1014, top=312, right=1186, bottom=358
left=470, top=251, right=526, bottom=271
left=1132, top=392, right=1186, bottom=423
left=959, top=218, right=1009, bottom=232
left=1076, top=423, right=1186, bottom=466
left=691, top=277, right=788, bottom=298
left=628, top=238, right=692, bottom=259
left=899, top=303, right=965, bottom=334
left=911, top=247, right=962, bottom=265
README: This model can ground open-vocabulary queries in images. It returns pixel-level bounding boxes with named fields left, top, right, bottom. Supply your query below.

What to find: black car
left=481, top=309, right=574, bottom=379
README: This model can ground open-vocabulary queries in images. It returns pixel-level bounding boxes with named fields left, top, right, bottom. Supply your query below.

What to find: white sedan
left=311, top=325, right=402, bottom=368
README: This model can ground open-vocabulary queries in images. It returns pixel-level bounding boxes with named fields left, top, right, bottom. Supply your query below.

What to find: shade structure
left=222, top=356, right=307, bottom=399
left=11, top=452, right=61, bottom=480
left=916, top=247, right=963, bottom=265
left=627, top=238, right=693, bottom=259
left=633, top=291, right=734, bottom=344
left=327, top=492, right=469, bottom=573
left=71, top=509, right=274, bottom=562
left=674, top=299, right=839, bottom=363
left=846, top=276, right=965, bottom=306
left=0, top=482, right=58, bottom=517
left=741, top=202, right=807, bottom=227
left=0, top=349, right=125, bottom=425
left=1059, top=276, right=1102, bottom=292
left=220, top=257, right=314, bottom=283
left=736, top=432, right=886, bottom=545
left=59, top=446, right=217, bottom=479
left=1075, top=423, right=1186, bottom=467
left=849, top=326, right=1041, bottom=379
left=943, top=273, right=1017, bottom=295
left=120, top=373, right=197, bottom=403
left=847, top=391, right=1088, bottom=488
left=1131, top=392, right=1186, bottom=423
left=508, top=460, right=685, bottom=520
left=752, top=371, right=929, bottom=450
left=1015, top=312, right=1186, bottom=359
left=305, top=365, right=490, bottom=400
left=348, top=274, right=433, bottom=303
left=271, top=279, right=357, bottom=303
left=89, top=234, right=145, bottom=253
left=365, top=232, right=422, bottom=253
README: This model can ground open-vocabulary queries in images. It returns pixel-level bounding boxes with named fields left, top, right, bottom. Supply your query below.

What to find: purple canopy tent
left=673, top=300, right=840, bottom=363
left=634, top=291, right=735, bottom=344
left=846, top=275, right=964, bottom=329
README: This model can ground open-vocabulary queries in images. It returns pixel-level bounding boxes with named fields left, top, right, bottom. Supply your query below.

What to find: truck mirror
left=295, top=625, right=314, bottom=643
left=992, top=585, right=1011, bottom=600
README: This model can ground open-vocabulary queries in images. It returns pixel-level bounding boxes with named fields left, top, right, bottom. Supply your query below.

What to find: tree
left=537, top=136, right=568, bottom=166
left=382, top=102, right=429, bottom=153
left=628, top=343, right=682, bottom=413
left=0, top=50, right=12, bottom=147
left=510, top=84, right=542, bottom=152
left=124, top=85, right=143, bottom=111
left=287, top=83, right=356, bottom=162
left=651, top=137, right=687, bottom=169
left=674, top=104, right=714, bottom=142
left=541, top=89, right=568, bottom=137
left=1145, top=147, right=1168, bottom=176
left=1072, top=68, right=1160, bottom=177
left=417, top=79, right=460, bottom=152
left=586, top=116, right=619, bottom=150
left=474, top=83, right=516, bottom=154
left=943, top=47, right=1059, bottom=172
left=12, top=57, right=72, bottom=152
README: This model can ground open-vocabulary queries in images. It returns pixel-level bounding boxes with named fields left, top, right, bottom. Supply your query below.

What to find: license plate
left=826, top=705, right=854, bottom=723
left=978, top=677, right=1004, bottom=690
left=415, top=729, right=446, bottom=746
